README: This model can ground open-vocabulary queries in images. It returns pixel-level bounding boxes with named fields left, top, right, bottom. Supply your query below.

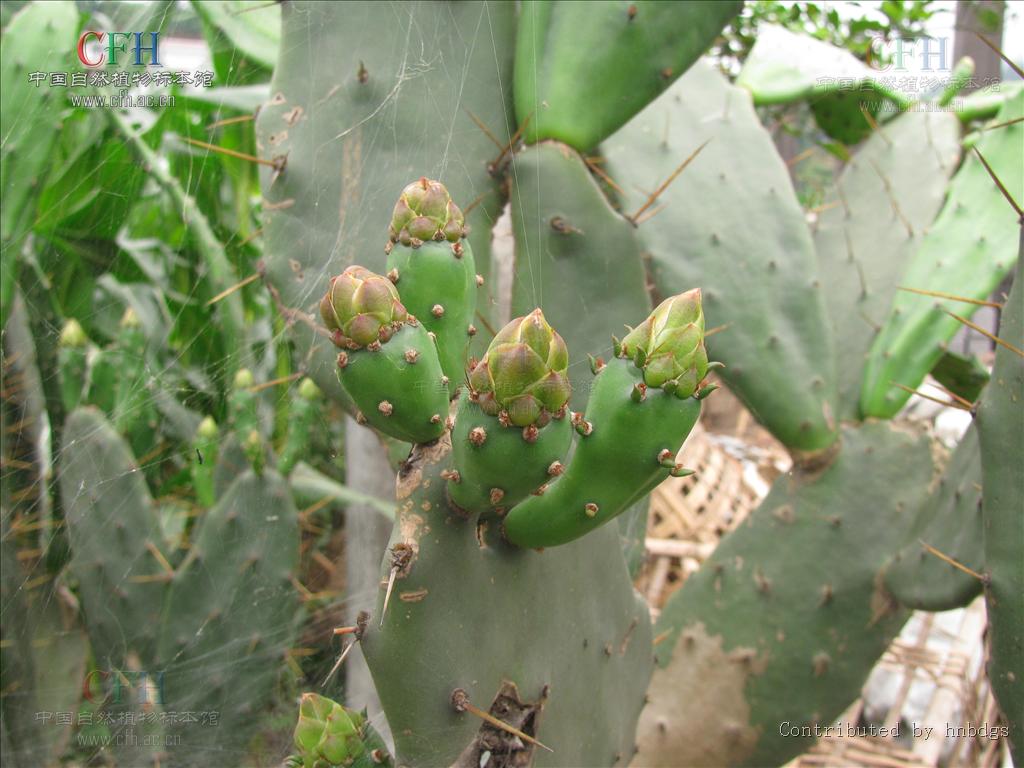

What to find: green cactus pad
left=861, top=90, right=1023, bottom=418
left=602, top=61, right=839, bottom=453
left=884, top=425, right=983, bottom=611
left=640, top=421, right=936, bottom=767
left=814, top=109, right=961, bottom=418
left=59, top=408, right=166, bottom=666
left=256, top=1, right=513, bottom=405
left=510, top=142, right=651, bottom=409
left=503, top=358, right=700, bottom=549
left=386, top=239, right=477, bottom=386
left=514, top=0, right=741, bottom=152
left=360, top=434, right=653, bottom=766
left=977, top=243, right=1023, bottom=762
left=158, top=469, right=300, bottom=764
left=278, top=378, right=320, bottom=476
left=335, top=322, right=448, bottom=444
left=448, top=391, right=573, bottom=515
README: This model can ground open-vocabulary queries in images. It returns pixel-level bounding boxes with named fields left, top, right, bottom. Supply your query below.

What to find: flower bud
left=619, top=289, right=708, bottom=397
left=468, top=309, right=571, bottom=427
left=293, top=693, right=334, bottom=754
left=388, top=177, right=467, bottom=245
left=59, top=318, right=88, bottom=348
left=320, top=266, right=408, bottom=349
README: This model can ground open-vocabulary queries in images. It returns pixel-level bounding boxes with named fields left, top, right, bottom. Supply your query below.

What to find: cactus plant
left=977, top=241, right=1023, bottom=762
left=813, top=109, right=961, bottom=417
left=602, top=61, right=839, bottom=454
left=861, top=90, right=1023, bottom=418
left=884, top=425, right=984, bottom=611
left=514, top=0, right=742, bottom=151
left=640, top=421, right=937, bottom=766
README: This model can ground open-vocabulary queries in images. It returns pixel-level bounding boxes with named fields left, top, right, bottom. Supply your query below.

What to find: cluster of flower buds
left=388, top=176, right=467, bottom=247
left=320, top=265, right=409, bottom=349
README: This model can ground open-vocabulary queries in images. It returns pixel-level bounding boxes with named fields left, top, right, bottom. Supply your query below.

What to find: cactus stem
left=441, top=469, right=461, bottom=484
left=523, top=425, right=540, bottom=443
left=631, top=382, right=647, bottom=402
left=657, top=449, right=675, bottom=468
left=378, top=401, right=394, bottom=416
left=547, top=461, right=565, bottom=477
left=432, top=304, right=445, bottom=318
left=450, top=689, right=553, bottom=753
left=670, top=465, right=695, bottom=478
left=584, top=502, right=599, bottom=518
left=490, top=488, right=505, bottom=505
left=387, top=268, right=400, bottom=283
left=337, top=351, right=349, bottom=369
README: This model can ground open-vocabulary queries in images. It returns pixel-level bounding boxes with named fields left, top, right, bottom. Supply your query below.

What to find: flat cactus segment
left=861, top=90, right=1023, bottom=418
left=509, top=142, right=651, bottom=409
left=334, top=322, right=448, bottom=444
left=602, top=61, right=839, bottom=453
left=642, top=421, right=936, bottom=767
left=256, top=0, right=513, bottom=404
left=813, top=109, right=961, bottom=418
left=884, top=425, right=984, bottom=611
left=360, top=434, right=653, bottom=767
left=158, top=469, right=300, bottom=765
left=386, top=239, right=477, bottom=385
left=0, top=1, right=80, bottom=327
left=977, top=243, right=1023, bottom=762
left=58, top=408, right=166, bottom=666
left=448, top=392, right=572, bottom=514
left=503, top=359, right=700, bottom=549
left=513, top=0, right=741, bottom=152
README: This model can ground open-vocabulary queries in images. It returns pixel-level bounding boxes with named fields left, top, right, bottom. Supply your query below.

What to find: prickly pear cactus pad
left=58, top=407, right=167, bottom=667
left=861, top=90, right=1024, bottom=418
left=510, top=142, right=651, bottom=408
left=360, top=435, right=654, bottom=767
left=977, top=243, right=1023, bottom=762
left=256, top=0, right=514, bottom=403
left=640, top=421, right=936, bottom=767
left=602, top=61, right=839, bottom=454
left=813, top=110, right=961, bottom=419
left=513, top=0, right=741, bottom=152
left=884, top=425, right=984, bottom=612
left=158, top=469, right=300, bottom=764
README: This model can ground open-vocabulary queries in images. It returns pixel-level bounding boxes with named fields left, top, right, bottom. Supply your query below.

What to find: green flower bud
left=320, top=266, right=408, bottom=349
left=619, top=289, right=708, bottom=397
left=196, top=415, right=219, bottom=441
left=316, top=706, right=366, bottom=765
left=120, top=306, right=140, bottom=329
left=468, top=309, right=571, bottom=427
left=59, top=318, right=88, bottom=348
left=234, top=368, right=255, bottom=390
left=294, top=693, right=334, bottom=754
left=388, top=177, right=467, bottom=246
left=298, top=377, right=321, bottom=401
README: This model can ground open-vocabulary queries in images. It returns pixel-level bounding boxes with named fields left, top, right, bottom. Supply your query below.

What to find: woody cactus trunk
left=257, top=2, right=1021, bottom=766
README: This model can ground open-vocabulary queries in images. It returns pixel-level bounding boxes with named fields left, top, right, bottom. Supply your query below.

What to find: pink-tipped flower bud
left=388, top=177, right=467, bottom=244
left=468, top=309, right=571, bottom=427
left=619, top=289, right=708, bottom=397
left=320, top=266, right=408, bottom=349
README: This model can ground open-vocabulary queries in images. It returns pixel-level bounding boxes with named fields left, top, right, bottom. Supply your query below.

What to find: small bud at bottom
left=584, top=503, right=599, bottom=518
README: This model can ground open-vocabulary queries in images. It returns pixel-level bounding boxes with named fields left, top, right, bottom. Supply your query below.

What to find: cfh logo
left=870, top=36, right=951, bottom=72
left=77, top=31, right=161, bottom=67
left=83, top=669, right=165, bottom=707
